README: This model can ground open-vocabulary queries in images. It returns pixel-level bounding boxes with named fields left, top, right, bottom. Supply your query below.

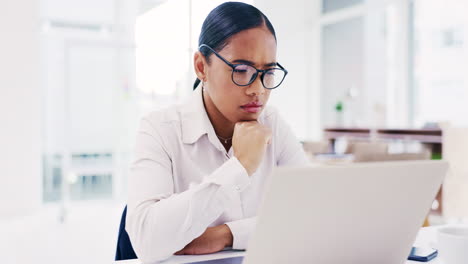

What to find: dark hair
left=193, top=1, right=277, bottom=90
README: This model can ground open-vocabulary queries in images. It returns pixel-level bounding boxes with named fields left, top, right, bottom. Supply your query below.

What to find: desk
left=114, top=227, right=441, bottom=264
left=323, top=127, right=443, bottom=155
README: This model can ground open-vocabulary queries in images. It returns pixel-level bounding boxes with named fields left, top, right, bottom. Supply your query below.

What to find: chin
left=238, top=112, right=262, bottom=122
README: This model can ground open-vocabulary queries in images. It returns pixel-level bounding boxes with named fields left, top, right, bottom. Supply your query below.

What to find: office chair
left=115, top=205, right=138, bottom=261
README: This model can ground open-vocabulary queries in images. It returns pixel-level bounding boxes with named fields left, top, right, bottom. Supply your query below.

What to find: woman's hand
left=232, top=121, right=272, bottom=176
left=174, top=224, right=233, bottom=255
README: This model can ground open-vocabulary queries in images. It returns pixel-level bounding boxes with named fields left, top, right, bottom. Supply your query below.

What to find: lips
left=241, top=101, right=263, bottom=113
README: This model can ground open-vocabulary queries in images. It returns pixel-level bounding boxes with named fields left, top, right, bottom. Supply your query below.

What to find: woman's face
left=201, top=25, right=277, bottom=123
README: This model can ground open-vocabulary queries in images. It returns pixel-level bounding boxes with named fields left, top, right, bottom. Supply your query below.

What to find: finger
left=174, top=247, right=187, bottom=255
left=237, top=120, right=258, bottom=126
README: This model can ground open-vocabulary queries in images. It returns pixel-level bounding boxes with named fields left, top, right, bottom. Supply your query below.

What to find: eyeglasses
left=199, top=44, right=288, bottom=89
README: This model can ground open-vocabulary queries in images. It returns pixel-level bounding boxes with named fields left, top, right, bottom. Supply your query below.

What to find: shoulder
left=260, top=105, right=278, bottom=122
left=260, top=105, right=285, bottom=129
left=138, top=104, right=183, bottom=145
left=142, top=105, right=181, bottom=127
left=260, top=105, right=296, bottom=144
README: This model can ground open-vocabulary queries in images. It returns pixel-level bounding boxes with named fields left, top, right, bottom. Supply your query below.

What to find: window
left=411, top=0, right=468, bottom=126
left=135, top=0, right=253, bottom=99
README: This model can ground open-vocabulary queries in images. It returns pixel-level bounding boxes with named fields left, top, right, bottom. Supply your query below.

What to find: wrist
left=236, top=156, right=254, bottom=176
left=221, top=224, right=233, bottom=247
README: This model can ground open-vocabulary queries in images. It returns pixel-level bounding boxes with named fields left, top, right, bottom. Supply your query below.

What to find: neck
left=202, top=89, right=235, bottom=140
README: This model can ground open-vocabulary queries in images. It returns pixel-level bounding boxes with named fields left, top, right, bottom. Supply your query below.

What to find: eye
left=233, top=65, right=249, bottom=73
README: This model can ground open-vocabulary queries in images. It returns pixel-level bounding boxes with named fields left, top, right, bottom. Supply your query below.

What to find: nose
left=245, top=73, right=265, bottom=96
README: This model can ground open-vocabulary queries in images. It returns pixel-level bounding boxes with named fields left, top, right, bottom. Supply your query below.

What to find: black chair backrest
left=115, top=206, right=138, bottom=261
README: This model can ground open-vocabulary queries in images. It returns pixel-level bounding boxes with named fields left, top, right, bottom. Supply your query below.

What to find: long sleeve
left=275, top=112, right=310, bottom=166
left=126, top=118, right=250, bottom=263
left=225, top=217, right=256, bottom=250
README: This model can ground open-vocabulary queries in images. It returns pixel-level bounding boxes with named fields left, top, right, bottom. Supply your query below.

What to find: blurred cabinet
left=324, top=127, right=443, bottom=216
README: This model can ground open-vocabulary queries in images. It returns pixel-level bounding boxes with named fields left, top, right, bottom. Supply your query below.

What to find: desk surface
left=114, top=227, right=440, bottom=264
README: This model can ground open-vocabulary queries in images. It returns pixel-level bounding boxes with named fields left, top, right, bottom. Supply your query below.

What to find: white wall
left=321, top=16, right=365, bottom=127
left=0, top=0, right=42, bottom=217
left=255, top=0, right=321, bottom=140
left=256, top=0, right=413, bottom=135
left=40, top=0, right=140, bottom=201
left=40, top=0, right=116, bottom=25
left=363, top=0, right=388, bottom=128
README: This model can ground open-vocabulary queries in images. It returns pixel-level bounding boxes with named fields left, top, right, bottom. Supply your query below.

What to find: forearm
left=127, top=183, right=227, bottom=262
left=127, top=157, right=250, bottom=263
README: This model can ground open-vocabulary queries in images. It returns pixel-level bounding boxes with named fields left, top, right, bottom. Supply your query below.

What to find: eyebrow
left=231, top=59, right=278, bottom=67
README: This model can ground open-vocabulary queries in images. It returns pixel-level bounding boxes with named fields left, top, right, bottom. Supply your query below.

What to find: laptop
left=186, top=160, right=448, bottom=264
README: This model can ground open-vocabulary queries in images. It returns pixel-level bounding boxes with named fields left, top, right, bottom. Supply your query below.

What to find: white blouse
left=126, top=87, right=309, bottom=263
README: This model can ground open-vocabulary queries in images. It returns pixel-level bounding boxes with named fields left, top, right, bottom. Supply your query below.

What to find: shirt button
left=235, top=186, right=241, bottom=191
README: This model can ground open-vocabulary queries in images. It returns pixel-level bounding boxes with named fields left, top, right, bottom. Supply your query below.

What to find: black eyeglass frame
left=199, top=44, right=288, bottom=89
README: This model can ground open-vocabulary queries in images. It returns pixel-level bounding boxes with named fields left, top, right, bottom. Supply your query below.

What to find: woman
left=126, top=2, right=309, bottom=262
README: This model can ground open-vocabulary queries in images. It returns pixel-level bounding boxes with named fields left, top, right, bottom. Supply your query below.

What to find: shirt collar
left=180, top=87, right=218, bottom=146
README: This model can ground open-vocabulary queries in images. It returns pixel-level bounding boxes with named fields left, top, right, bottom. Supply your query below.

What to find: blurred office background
left=1, top=0, right=468, bottom=263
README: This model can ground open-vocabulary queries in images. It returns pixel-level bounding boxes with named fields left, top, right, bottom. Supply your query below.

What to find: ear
left=194, top=51, right=208, bottom=81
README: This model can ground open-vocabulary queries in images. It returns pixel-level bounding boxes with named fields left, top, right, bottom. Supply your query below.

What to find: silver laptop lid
left=244, top=160, right=448, bottom=264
